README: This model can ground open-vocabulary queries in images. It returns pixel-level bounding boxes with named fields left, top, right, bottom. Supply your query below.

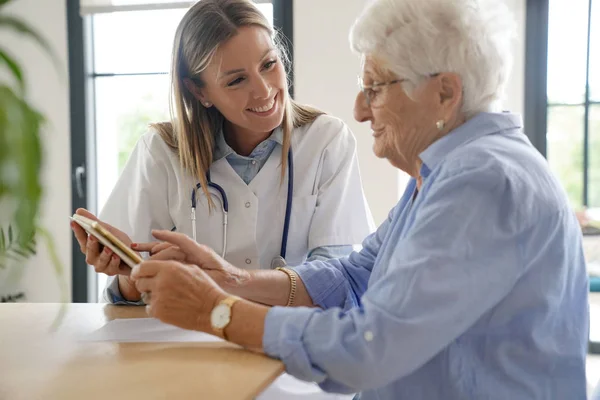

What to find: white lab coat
left=100, top=115, right=374, bottom=269
left=99, top=115, right=373, bottom=400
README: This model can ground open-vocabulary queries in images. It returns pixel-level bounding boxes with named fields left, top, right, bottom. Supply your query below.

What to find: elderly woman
left=128, top=0, right=589, bottom=398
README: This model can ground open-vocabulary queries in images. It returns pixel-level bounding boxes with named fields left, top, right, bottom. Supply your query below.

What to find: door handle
left=74, top=165, right=86, bottom=199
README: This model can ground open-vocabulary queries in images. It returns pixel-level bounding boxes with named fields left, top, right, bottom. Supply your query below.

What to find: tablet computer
left=71, top=214, right=143, bottom=268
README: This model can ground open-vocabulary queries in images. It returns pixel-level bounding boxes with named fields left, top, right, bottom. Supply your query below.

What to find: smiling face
left=353, top=55, right=464, bottom=176
left=191, top=25, right=287, bottom=141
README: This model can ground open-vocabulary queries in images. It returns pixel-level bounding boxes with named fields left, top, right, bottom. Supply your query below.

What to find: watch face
left=211, top=303, right=232, bottom=329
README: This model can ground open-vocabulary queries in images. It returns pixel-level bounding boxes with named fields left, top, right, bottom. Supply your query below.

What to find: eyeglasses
left=357, top=77, right=405, bottom=107
left=357, top=73, right=440, bottom=107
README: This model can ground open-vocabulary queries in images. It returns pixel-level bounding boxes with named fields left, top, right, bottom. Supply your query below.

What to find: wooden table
left=0, top=303, right=284, bottom=400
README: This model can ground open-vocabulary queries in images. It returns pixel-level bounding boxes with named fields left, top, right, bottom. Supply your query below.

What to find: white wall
left=2, top=0, right=72, bottom=301
left=293, top=0, right=526, bottom=225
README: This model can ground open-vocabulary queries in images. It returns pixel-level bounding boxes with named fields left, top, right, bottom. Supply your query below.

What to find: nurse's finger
left=104, top=254, right=124, bottom=276
left=85, top=235, right=101, bottom=264
left=149, top=246, right=185, bottom=262
left=94, top=246, right=113, bottom=272
left=71, top=222, right=88, bottom=253
left=151, top=230, right=212, bottom=259
left=76, top=208, right=123, bottom=237
left=75, top=208, right=99, bottom=221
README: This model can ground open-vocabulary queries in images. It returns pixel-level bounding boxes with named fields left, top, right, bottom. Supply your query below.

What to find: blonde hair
left=152, top=0, right=323, bottom=208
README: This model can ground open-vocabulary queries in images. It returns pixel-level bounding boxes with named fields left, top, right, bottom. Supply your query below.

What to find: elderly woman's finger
left=150, top=241, right=175, bottom=255
left=152, top=230, right=213, bottom=259
left=149, top=246, right=186, bottom=262
left=131, top=260, right=169, bottom=280
left=130, top=241, right=163, bottom=253
left=134, top=277, right=154, bottom=294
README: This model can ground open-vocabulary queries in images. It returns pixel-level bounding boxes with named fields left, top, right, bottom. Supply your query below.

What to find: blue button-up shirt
left=263, top=112, right=589, bottom=399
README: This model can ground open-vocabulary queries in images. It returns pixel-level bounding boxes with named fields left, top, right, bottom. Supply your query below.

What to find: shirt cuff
left=104, top=275, right=145, bottom=306
left=293, top=260, right=352, bottom=310
left=263, top=306, right=328, bottom=382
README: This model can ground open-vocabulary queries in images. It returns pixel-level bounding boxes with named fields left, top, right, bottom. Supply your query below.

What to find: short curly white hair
left=350, top=0, right=517, bottom=117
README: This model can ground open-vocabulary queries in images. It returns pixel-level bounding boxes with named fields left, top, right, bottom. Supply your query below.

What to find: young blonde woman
left=71, top=0, right=373, bottom=306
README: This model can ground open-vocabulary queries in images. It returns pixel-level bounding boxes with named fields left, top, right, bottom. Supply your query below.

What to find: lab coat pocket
left=283, top=194, right=318, bottom=265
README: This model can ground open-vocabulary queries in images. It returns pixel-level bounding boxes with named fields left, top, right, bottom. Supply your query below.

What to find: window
left=546, top=0, right=599, bottom=209
left=86, top=3, right=274, bottom=299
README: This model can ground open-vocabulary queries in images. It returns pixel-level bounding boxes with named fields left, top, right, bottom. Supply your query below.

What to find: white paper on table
left=257, top=374, right=356, bottom=400
left=80, top=318, right=354, bottom=399
left=79, top=318, right=224, bottom=343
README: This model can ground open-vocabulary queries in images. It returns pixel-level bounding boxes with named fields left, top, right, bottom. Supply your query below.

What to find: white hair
left=350, top=0, right=517, bottom=117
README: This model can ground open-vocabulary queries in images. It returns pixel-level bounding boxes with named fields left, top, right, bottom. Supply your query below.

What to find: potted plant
left=0, top=0, right=64, bottom=302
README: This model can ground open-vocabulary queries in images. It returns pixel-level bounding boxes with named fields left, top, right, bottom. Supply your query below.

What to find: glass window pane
left=547, top=105, right=585, bottom=208
left=94, top=75, right=170, bottom=212
left=92, top=9, right=187, bottom=74
left=92, top=3, right=274, bottom=75
left=590, top=105, right=600, bottom=207
left=547, top=0, right=590, bottom=104
left=256, top=3, right=273, bottom=27
left=590, top=0, right=600, bottom=101
left=91, top=2, right=274, bottom=298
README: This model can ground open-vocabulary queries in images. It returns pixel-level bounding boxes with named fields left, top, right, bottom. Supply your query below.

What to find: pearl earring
left=436, top=120, right=445, bottom=131
left=204, top=102, right=212, bottom=107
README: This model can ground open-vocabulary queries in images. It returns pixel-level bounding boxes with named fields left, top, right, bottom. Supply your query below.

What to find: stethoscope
left=191, top=148, right=293, bottom=269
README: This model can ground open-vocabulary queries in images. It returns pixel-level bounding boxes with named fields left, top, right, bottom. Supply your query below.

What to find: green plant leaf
left=0, top=15, right=62, bottom=78
left=0, top=223, right=37, bottom=269
left=0, top=227, right=5, bottom=251
left=0, top=85, right=43, bottom=244
left=36, top=227, right=67, bottom=303
left=0, top=48, right=24, bottom=93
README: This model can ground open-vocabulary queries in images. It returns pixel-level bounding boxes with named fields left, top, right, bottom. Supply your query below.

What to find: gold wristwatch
left=210, top=296, right=240, bottom=340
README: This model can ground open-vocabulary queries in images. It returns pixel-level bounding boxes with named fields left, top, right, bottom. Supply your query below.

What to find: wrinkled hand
left=70, top=208, right=136, bottom=277
left=130, top=260, right=227, bottom=332
left=133, top=230, right=250, bottom=290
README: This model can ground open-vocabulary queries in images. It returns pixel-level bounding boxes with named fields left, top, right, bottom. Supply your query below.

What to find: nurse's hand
left=134, top=230, right=250, bottom=290
left=71, top=208, right=142, bottom=300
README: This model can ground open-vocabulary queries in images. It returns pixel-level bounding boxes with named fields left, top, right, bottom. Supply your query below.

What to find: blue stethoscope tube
left=190, top=148, right=293, bottom=266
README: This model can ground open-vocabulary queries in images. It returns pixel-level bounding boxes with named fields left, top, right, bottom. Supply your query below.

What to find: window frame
left=526, top=0, right=597, bottom=207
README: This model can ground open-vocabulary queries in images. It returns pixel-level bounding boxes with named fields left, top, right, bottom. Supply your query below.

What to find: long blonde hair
left=152, top=0, right=323, bottom=208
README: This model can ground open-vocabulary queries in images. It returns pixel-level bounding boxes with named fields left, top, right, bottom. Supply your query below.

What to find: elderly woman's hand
left=130, top=260, right=228, bottom=332
left=133, top=230, right=251, bottom=290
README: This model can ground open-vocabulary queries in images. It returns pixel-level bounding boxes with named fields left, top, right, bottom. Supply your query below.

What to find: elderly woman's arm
left=132, top=164, right=532, bottom=394
left=252, top=164, right=532, bottom=393
left=229, top=205, right=397, bottom=310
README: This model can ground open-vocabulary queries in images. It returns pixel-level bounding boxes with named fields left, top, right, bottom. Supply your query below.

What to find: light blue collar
left=419, top=112, right=522, bottom=178
left=213, top=125, right=284, bottom=161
